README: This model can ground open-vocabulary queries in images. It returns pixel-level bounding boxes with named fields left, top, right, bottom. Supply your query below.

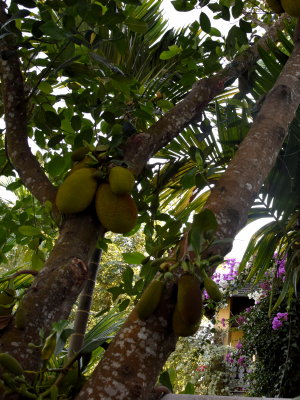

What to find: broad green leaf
left=200, top=12, right=211, bottom=33
left=160, top=45, right=182, bottom=60
left=38, top=82, right=53, bottom=94
left=18, top=225, right=40, bottom=236
left=40, top=22, right=66, bottom=40
left=122, top=252, right=145, bottom=264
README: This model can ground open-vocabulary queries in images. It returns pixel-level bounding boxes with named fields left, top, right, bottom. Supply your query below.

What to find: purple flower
left=221, top=318, right=226, bottom=327
left=272, top=312, right=288, bottom=330
left=236, top=315, right=246, bottom=325
left=235, top=341, right=243, bottom=350
left=226, top=352, right=234, bottom=364
left=237, top=356, right=246, bottom=366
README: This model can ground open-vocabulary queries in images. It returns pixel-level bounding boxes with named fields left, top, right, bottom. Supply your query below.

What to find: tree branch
left=123, top=14, right=290, bottom=175
left=204, top=22, right=300, bottom=263
left=0, top=1, right=56, bottom=204
left=68, top=247, right=102, bottom=357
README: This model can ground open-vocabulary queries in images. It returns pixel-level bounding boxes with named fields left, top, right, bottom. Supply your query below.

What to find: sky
left=0, top=1, right=270, bottom=262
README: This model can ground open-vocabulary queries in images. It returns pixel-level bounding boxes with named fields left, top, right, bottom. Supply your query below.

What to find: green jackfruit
left=109, top=166, right=135, bottom=195
left=172, top=305, right=199, bottom=337
left=0, top=353, right=23, bottom=376
left=95, top=183, right=138, bottom=234
left=56, top=168, right=98, bottom=214
left=0, top=289, right=15, bottom=317
left=265, top=0, right=284, bottom=13
left=136, top=279, right=164, bottom=320
left=177, top=274, right=202, bottom=325
left=71, top=146, right=89, bottom=162
left=203, top=274, right=222, bottom=303
left=200, top=268, right=222, bottom=302
left=281, top=0, right=300, bottom=16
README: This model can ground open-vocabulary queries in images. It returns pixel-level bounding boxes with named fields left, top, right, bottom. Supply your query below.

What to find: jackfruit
left=203, top=273, right=222, bottom=303
left=200, top=268, right=222, bottom=302
left=265, top=0, right=284, bottom=13
left=56, top=168, right=98, bottom=214
left=95, top=183, right=138, bottom=234
left=177, top=274, right=202, bottom=325
left=281, top=0, right=300, bottom=16
left=172, top=305, right=200, bottom=337
left=71, top=155, right=95, bottom=172
left=71, top=146, right=89, bottom=162
left=136, top=279, right=164, bottom=320
left=109, top=166, right=135, bottom=195
left=0, top=353, right=23, bottom=376
left=0, top=289, right=15, bottom=317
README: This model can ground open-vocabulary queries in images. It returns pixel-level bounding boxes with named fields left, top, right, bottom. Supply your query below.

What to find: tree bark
left=0, top=213, right=103, bottom=372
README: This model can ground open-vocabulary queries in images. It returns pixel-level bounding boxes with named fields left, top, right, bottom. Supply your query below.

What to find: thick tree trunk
left=0, top=213, right=103, bottom=372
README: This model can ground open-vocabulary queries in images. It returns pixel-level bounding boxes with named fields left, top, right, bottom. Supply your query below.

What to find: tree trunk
left=0, top=213, right=103, bottom=372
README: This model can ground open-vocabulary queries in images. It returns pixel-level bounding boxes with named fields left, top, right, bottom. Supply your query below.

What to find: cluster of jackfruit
left=266, top=0, right=300, bottom=16
left=55, top=147, right=138, bottom=234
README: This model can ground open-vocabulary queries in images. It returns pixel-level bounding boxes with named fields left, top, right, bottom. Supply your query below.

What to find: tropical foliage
left=1, top=0, right=300, bottom=398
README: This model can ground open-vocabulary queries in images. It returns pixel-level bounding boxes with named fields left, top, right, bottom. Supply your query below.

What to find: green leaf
left=189, top=209, right=218, bottom=255
left=45, top=111, right=61, bottom=129
left=31, top=251, right=45, bottom=271
left=38, top=82, right=53, bottom=94
left=122, top=252, right=145, bottom=264
left=160, top=45, right=182, bottom=60
left=125, top=17, right=148, bottom=33
left=122, top=267, right=134, bottom=294
left=48, top=134, right=65, bottom=148
left=200, top=12, right=211, bottom=34
left=182, top=382, right=195, bottom=394
left=13, top=0, right=36, bottom=8
left=159, top=370, right=173, bottom=392
left=71, top=115, right=82, bottom=131
left=18, top=225, right=40, bottom=236
left=40, top=22, right=66, bottom=40
left=46, top=155, right=67, bottom=177
left=171, top=0, right=196, bottom=12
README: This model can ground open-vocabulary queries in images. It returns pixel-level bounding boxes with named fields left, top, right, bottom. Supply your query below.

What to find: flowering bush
left=229, top=255, right=300, bottom=397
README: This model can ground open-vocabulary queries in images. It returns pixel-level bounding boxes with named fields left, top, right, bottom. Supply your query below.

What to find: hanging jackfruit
left=281, top=0, right=300, bottom=16
left=109, top=166, right=135, bottom=195
left=176, top=274, right=202, bottom=325
left=0, top=289, right=15, bottom=317
left=95, top=183, right=138, bottom=234
left=71, top=146, right=90, bottom=162
left=136, top=279, right=164, bottom=320
left=202, top=271, right=223, bottom=303
left=265, top=0, right=284, bottom=13
left=56, top=168, right=98, bottom=214
left=0, top=353, right=23, bottom=376
left=172, top=305, right=200, bottom=337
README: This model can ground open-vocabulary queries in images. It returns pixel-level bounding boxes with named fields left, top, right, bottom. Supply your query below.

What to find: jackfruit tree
left=1, top=0, right=300, bottom=398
